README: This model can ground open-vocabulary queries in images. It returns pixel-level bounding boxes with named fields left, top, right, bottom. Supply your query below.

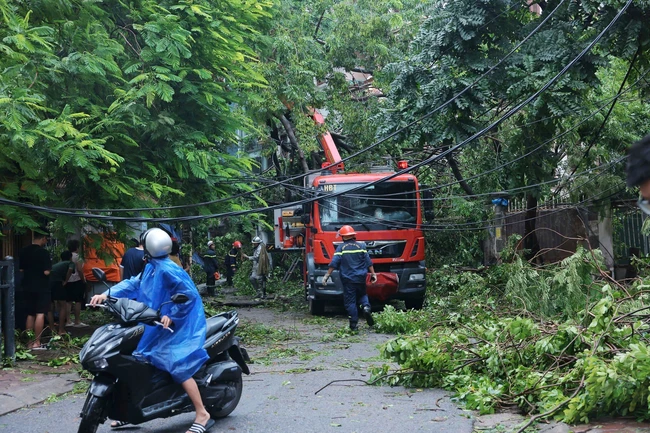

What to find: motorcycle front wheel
left=78, top=394, right=108, bottom=433
left=208, top=375, right=243, bottom=418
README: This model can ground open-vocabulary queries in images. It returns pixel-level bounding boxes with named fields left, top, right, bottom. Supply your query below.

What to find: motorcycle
left=77, top=268, right=250, bottom=433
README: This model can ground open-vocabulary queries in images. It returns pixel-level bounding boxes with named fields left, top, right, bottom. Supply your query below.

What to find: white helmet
left=142, top=228, right=172, bottom=259
left=252, top=236, right=262, bottom=244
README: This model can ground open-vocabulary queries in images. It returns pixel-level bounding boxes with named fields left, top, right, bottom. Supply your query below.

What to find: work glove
left=322, top=274, right=330, bottom=284
left=370, top=273, right=378, bottom=284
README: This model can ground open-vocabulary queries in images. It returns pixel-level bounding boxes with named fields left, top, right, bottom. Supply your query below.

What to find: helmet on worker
left=233, top=240, right=242, bottom=249
left=252, top=236, right=262, bottom=244
left=142, top=228, right=173, bottom=259
left=338, top=225, right=356, bottom=239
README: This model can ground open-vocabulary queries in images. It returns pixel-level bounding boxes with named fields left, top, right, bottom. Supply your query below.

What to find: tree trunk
left=524, top=193, right=542, bottom=264
left=276, top=113, right=310, bottom=173
left=445, top=152, right=474, bottom=196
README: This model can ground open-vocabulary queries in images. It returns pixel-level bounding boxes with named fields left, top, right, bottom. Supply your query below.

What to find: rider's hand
left=160, top=315, right=173, bottom=329
left=89, top=294, right=107, bottom=306
left=370, top=273, right=378, bottom=284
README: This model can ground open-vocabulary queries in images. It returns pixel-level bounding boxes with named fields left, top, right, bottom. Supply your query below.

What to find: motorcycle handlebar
left=154, top=321, right=174, bottom=333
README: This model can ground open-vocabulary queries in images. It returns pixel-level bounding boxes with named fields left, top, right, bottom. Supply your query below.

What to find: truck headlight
left=409, top=274, right=425, bottom=281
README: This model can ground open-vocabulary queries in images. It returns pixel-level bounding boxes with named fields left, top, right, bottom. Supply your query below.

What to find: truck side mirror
left=420, top=186, right=434, bottom=221
left=301, top=202, right=312, bottom=225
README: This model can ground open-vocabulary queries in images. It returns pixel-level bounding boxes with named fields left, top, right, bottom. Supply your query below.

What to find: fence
left=505, top=206, right=590, bottom=263
left=0, top=258, right=16, bottom=362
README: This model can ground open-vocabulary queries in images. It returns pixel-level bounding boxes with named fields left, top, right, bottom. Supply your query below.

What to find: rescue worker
left=225, top=241, right=242, bottom=288
left=203, top=240, right=219, bottom=296
left=627, top=134, right=650, bottom=214
left=322, top=225, right=377, bottom=331
left=242, top=236, right=270, bottom=299
left=90, top=228, right=213, bottom=433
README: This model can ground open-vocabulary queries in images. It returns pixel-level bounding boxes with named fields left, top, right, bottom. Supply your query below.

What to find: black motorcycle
left=77, top=268, right=250, bottom=433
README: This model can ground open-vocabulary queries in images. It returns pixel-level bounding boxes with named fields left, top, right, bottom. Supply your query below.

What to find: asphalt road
left=0, top=307, right=475, bottom=433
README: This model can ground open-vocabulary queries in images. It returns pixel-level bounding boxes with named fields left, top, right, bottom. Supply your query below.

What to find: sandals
left=110, top=420, right=129, bottom=429
left=188, top=419, right=215, bottom=433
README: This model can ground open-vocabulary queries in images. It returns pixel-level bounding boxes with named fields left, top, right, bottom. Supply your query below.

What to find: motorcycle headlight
left=93, top=358, right=109, bottom=369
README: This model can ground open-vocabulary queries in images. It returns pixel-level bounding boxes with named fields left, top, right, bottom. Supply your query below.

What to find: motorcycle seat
left=205, top=316, right=228, bottom=337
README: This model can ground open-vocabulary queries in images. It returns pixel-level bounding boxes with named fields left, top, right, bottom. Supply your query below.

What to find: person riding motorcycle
left=89, top=228, right=214, bottom=433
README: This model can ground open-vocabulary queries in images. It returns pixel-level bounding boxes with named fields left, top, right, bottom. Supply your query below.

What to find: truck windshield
left=318, top=181, right=417, bottom=230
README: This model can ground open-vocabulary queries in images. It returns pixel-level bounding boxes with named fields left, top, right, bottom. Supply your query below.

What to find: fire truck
left=274, top=110, right=428, bottom=315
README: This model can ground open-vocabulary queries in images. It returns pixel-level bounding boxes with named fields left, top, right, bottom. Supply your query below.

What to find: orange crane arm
left=311, top=109, right=344, bottom=174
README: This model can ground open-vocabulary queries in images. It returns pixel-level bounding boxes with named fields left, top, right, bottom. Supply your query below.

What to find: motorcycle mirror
left=171, top=294, right=189, bottom=304
left=92, top=268, right=107, bottom=282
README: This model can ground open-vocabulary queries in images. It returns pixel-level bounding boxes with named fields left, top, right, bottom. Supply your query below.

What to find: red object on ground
left=365, top=273, right=399, bottom=301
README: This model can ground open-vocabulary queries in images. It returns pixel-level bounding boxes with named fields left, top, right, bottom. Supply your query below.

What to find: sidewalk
left=0, top=364, right=79, bottom=416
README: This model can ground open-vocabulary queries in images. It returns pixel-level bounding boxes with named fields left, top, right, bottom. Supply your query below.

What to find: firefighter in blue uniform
left=322, top=225, right=377, bottom=331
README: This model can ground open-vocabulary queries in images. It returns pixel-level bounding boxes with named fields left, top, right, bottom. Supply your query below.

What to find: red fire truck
left=274, top=110, right=428, bottom=315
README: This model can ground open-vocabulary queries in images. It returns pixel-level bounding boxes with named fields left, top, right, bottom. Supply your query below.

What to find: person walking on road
left=322, top=225, right=377, bottom=332
left=203, top=240, right=219, bottom=296
left=627, top=134, right=650, bottom=214
left=19, top=232, right=52, bottom=349
left=242, top=236, right=269, bottom=299
left=225, top=241, right=242, bottom=288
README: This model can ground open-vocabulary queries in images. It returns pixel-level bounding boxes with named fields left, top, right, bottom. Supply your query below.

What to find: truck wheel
left=208, top=376, right=243, bottom=418
left=77, top=394, right=108, bottom=433
left=309, top=298, right=325, bottom=316
left=405, top=297, right=425, bottom=310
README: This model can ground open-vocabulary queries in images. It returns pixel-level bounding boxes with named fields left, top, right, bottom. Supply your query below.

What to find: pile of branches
left=370, top=250, right=650, bottom=427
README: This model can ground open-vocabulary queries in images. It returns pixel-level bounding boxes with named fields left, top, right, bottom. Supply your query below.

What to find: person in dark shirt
left=322, top=225, right=377, bottom=332
left=50, top=251, right=75, bottom=336
left=224, top=241, right=242, bottom=288
left=120, top=236, right=145, bottom=280
left=19, top=232, right=52, bottom=349
left=203, top=241, right=219, bottom=296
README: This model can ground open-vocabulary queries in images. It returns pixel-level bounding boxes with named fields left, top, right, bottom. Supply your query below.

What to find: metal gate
left=0, top=258, right=16, bottom=362
left=614, top=208, right=650, bottom=260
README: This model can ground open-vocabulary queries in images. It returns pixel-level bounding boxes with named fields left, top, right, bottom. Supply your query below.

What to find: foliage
left=377, top=0, right=650, bottom=260
left=371, top=250, right=650, bottom=423
left=0, top=0, right=273, bottom=233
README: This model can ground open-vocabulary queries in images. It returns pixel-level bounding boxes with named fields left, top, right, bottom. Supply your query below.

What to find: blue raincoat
left=104, top=257, right=209, bottom=383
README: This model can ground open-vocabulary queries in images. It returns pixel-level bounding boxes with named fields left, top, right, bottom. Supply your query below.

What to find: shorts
left=25, top=291, right=51, bottom=315
left=50, top=281, right=67, bottom=301
left=66, top=280, right=86, bottom=303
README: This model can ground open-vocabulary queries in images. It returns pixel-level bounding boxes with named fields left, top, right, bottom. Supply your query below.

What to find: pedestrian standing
left=121, top=235, right=145, bottom=280
left=242, top=236, right=270, bottom=299
left=203, top=241, right=219, bottom=296
left=322, top=225, right=377, bottom=331
left=627, top=134, right=650, bottom=214
left=225, top=241, right=242, bottom=288
left=66, top=239, right=88, bottom=328
left=50, top=251, right=75, bottom=336
left=18, top=232, right=52, bottom=349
